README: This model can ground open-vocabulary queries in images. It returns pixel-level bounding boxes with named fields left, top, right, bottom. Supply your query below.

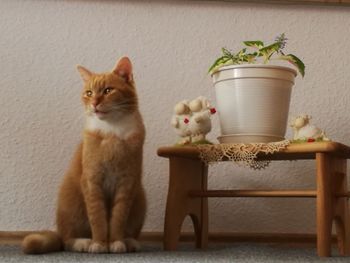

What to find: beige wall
left=1, top=0, right=350, bottom=234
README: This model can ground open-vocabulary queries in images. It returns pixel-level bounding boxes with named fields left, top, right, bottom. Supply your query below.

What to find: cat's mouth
left=93, top=109, right=109, bottom=118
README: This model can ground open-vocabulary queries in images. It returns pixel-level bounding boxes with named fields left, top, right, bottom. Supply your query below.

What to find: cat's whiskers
left=108, top=100, right=137, bottom=112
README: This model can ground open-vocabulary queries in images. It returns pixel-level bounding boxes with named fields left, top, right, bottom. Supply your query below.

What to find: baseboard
left=140, top=232, right=339, bottom=245
left=0, top=231, right=337, bottom=246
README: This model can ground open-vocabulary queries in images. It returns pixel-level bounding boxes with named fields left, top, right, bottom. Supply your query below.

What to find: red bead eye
left=210, top=108, right=216, bottom=114
left=184, top=118, right=189, bottom=124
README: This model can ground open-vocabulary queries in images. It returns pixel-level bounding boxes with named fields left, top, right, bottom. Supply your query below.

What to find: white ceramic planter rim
left=211, top=64, right=297, bottom=84
left=211, top=64, right=298, bottom=75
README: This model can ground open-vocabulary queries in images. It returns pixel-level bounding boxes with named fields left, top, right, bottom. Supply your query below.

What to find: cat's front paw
left=109, top=240, right=127, bottom=253
left=88, top=241, right=108, bottom=253
left=67, top=238, right=92, bottom=252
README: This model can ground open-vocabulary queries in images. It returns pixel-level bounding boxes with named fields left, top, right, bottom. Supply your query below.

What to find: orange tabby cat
left=22, top=57, right=146, bottom=254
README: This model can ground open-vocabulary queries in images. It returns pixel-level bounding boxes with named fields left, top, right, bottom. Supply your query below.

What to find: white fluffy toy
left=171, top=100, right=192, bottom=145
left=189, top=96, right=214, bottom=143
left=290, top=114, right=329, bottom=142
left=171, top=97, right=216, bottom=145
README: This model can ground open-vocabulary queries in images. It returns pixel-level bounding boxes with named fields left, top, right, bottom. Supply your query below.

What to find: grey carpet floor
left=1, top=243, right=349, bottom=263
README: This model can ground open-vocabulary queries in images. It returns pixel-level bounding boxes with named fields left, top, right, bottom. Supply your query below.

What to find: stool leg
left=189, top=167, right=208, bottom=249
left=163, top=157, right=208, bottom=250
left=332, top=158, right=350, bottom=256
left=316, top=153, right=333, bottom=257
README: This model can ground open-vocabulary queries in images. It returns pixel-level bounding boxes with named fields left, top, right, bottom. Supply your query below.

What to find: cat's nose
left=91, top=100, right=100, bottom=108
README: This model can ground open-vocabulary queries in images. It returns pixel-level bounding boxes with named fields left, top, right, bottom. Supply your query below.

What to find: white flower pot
left=211, top=64, right=297, bottom=143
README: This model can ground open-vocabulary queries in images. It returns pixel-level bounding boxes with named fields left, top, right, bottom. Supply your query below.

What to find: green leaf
left=243, top=40, right=264, bottom=49
left=259, top=43, right=281, bottom=54
left=208, top=56, right=232, bottom=74
left=221, top=48, right=235, bottom=59
left=223, top=59, right=235, bottom=66
left=236, top=48, right=247, bottom=58
left=208, top=56, right=226, bottom=74
left=209, top=34, right=305, bottom=77
left=279, top=54, right=305, bottom=77
left=259, top=43, right=282, bottom=63
left=245, top=53, right=257, bottom=63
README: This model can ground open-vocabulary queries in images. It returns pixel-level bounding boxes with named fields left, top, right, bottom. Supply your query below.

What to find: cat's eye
left=104, top=87, right=113, bottom=95
left=86, top=90, right=93, bottom=97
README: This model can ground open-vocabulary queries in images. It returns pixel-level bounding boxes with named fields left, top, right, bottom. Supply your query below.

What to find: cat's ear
left=112, top=57, right=133, bottom=82
left=76, top=65, right=93, bottom=83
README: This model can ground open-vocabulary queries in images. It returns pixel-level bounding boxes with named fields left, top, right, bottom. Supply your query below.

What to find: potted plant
left=209, top=34, right=305, bottom=143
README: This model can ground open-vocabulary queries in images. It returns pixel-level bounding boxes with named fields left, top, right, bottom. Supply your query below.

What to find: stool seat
left=158, top=141, right=350, bottom=160
left=157, top=141, right=350, bottom=257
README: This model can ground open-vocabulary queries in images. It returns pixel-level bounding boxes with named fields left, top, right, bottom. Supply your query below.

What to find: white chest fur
left=85, top=113, right=139, bottom=139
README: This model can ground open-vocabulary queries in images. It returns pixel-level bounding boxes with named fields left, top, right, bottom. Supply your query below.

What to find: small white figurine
left=188, top=96, right=213, bottom=143
left=171, top=100, right=192, bottom=145
left=290, top=114, right=329, bottom=142
left=171, top=97, right=216, bottom=145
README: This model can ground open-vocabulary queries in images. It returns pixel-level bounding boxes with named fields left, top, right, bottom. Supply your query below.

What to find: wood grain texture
left=190, top=189, right=318, bottom=197
left=332, top=158, right=350, bottom=256
left=157, top=142, right=350, bottom=160
left=189, top=190, right=350, bottom=198
left=316, top=153, right=333, bottom=257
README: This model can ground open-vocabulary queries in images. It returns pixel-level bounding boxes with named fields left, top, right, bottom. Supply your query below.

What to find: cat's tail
left=22, top=231, right=63, bottom=254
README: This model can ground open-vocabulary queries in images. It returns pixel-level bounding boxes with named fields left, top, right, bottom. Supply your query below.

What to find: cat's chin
left=88, top=109, right=110, bottom=120
left=87, top=110, right=130, bottom=122
left=95, top=111, right=108, bottom=119
left=93, top=111, right=122, bottom=121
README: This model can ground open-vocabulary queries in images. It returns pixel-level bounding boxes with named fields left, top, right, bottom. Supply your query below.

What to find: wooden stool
left=157, top=142, right=350, bottom=257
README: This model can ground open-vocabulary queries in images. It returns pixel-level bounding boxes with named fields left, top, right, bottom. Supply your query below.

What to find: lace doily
left=196, top=140, right=290, bottom=169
